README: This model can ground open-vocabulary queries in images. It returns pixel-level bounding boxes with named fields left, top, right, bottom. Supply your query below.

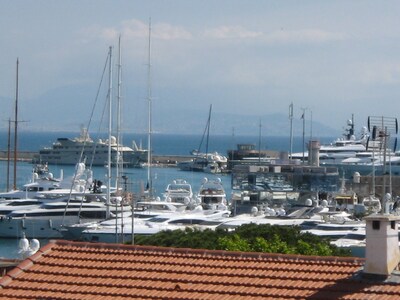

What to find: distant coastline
left=0, top=130, right=337, bottom=155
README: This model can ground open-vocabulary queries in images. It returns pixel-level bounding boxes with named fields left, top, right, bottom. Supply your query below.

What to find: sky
left=1, top=1, right=400, bottom=136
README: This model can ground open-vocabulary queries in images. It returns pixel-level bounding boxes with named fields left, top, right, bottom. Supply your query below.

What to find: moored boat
left=32, top=127, right=147, bottom=167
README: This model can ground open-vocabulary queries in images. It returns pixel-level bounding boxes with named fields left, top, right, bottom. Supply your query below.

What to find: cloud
left=265, top=29, right=347, bottom=44
left=203, top=25, right=263, bottom=39
left=357, top=62, right=400, bottom=85
left=79, top=19, right=192, bottom=43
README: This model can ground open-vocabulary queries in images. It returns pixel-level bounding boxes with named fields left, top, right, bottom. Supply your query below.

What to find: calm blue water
left=0, top=130, right=329, bottom=154
left=0, top=131, right=336, bottom=259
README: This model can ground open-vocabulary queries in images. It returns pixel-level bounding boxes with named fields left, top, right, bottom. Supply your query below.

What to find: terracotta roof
left=0, top=240, right=399, bottom=299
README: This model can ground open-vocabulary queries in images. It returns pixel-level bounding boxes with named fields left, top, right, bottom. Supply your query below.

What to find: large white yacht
left=32, top=127, right=147, bottom=167
left=292, top=118, right=369, bottom=164
left=0, top=192, right=132, bottom=239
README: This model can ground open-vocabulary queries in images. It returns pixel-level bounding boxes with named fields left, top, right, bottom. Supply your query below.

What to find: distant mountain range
left=0, top=84, right=342, bottom=137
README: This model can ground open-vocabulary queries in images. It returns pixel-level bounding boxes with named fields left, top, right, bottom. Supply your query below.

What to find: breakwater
left=0, top=151, right=193, bottom=166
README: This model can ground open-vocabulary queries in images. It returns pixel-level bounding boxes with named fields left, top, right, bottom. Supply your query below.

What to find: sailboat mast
left=289, top=103, right=293, bottom=160
left=116, top=35, right=123, bottom=188
left=146, top=19, right=153, bottom=196
left=106, top=46, right=113, bottom=219
left=205, top=104, right=212, bottom=156
left=13, top=58, right=19, bottom=190
left=7, top=119, right=11, bottom=192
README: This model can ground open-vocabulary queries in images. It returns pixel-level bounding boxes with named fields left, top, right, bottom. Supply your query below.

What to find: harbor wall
left=346, top=175, right=400, bottom=199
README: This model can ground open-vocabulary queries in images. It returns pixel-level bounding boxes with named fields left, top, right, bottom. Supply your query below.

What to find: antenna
left=367, top=115, right=398, bottom=212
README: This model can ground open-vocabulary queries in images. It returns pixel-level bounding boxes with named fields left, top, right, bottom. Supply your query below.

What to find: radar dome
left=320, top=200, right=328, bottom=207
left=19, top=236, right=29, bottom=252
left=353, top=172, right=361, bottom=183
left=184, top=197, right=190, bottom=205
left=305, top=199, right=313, bottom=206
left=30, top=239, right=40, bottom=252
left=385, top=193, right=392, bottom=201
left=251, top=206, right=259, bottom=216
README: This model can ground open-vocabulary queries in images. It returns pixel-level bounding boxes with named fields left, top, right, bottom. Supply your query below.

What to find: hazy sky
left=1, top=1, right=400, bottom=135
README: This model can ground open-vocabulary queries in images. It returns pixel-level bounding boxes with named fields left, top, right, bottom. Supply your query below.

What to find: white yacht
left=301, top=218, right=365, bottom=240
left=292, top=118, right=369, bottom=164
left=32, top=127, right=147, bottom=167
left=177, top=152, right=228, bottom=174
left=162, top=179, right=196, bottom=208
left=196, top=177, right=228, bottom=210
left=0, top=164, right=62, bottom=200
left=0, top=193, right=132, bottom=239
left=79, top=208, right=231, bottom=243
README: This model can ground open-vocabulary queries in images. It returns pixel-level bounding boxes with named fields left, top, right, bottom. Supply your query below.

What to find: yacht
left=0, top=193, right=132, bottom=239
left=61, top=200, right=188, bottom=241
left=177, top=152, right=228, bottom=174
left=32, top=127, right=147, bottom=167
left=79, top=208, right=231, bottom=243
left=0, top=162, right=103, bottom=202
left=292, top=118, right=369, bottom=164
left=301, top=218, right=365, bottom=240
left=196, top=177, right=228, bottom=210
left=162, top=179, right=195, bottom=208
left=0, top=164, right=62, bottom=200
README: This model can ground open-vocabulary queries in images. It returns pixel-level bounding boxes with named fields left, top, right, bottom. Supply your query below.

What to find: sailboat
left=177, top=105, right=228, bottom=173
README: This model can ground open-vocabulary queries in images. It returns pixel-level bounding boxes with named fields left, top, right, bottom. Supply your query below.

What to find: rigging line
left=86, top=51, right=110, bottom=169
left=61, top=50, right=110, bottom=225
left=196, top=104, right=212, bottom=158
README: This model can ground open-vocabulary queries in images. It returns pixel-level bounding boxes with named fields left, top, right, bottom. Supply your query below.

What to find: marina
left=2, top=128, right=400, bottom=259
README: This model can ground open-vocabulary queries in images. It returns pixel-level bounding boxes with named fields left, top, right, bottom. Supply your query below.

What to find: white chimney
left=364, top=214, right=400, bottom=276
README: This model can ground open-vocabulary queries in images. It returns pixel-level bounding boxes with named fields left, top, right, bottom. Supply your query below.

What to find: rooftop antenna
left=368, top=115, right=398, bottom=213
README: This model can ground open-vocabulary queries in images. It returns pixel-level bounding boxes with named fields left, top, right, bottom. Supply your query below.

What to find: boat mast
left=6, top=119, right=11, bottom=191
left=146, top=19, right=153, bottom=197
left=116, top=35, right=123, bottom=188
left=13, top=58, right=19, bottom=190
left=115, top=36, right=123, bottom=243
left=258, top=118, right=262, bottom=164
left=205, top=104, right=212, bottom=158
left=106, top=46, right=113, bottom=219
left=289, top=103, right=293, bottom=160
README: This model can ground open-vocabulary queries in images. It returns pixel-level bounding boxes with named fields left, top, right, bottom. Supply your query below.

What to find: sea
left=0, top=131, right=336, bottom=259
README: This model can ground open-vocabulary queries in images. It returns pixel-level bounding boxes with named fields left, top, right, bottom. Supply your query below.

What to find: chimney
left=308, top=140, right=320, bottom=167
left=363, top=214, right=400, bottom=276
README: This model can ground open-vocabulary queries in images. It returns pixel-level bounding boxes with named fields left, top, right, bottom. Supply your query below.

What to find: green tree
left=134, top=224, right=351, bottom=257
